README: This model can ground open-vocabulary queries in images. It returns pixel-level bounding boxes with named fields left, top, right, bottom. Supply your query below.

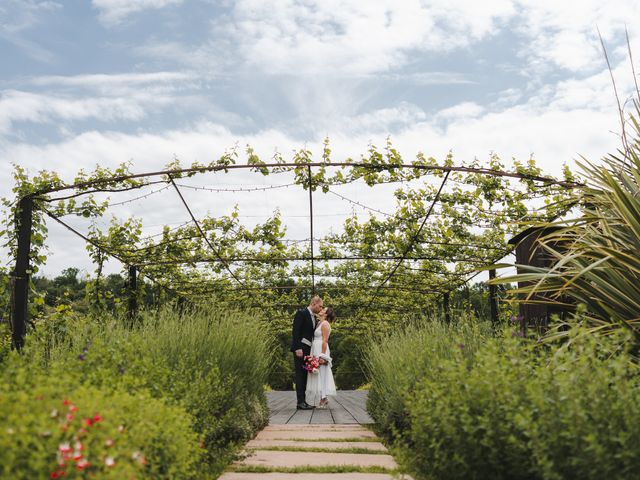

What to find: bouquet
left=303, top=355, right=320, bottom=374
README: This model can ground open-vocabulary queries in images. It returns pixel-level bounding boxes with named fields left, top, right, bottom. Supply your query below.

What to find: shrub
left=0, top=355, right=203, bottom=479
left=3, top=304, right=271, bottom=478
left=332, top=334, right=367, bottom=390
left=366, top=317, right=490, bottom=440
left=267, top=327, right=295, bottom=390
left=367, top=320, right=640, bottom=480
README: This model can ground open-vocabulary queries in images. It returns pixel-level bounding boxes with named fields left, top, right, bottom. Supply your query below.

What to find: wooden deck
left=266, top=390, right=374, bottom=425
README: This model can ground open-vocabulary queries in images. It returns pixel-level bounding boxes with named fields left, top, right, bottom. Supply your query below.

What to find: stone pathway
left=219, top=424, right=411, bottom=479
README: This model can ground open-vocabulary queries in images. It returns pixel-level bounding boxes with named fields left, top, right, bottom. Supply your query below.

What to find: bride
left=306, top=307, right=337, bottom=408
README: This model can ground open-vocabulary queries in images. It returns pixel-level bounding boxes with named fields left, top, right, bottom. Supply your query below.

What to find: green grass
left=228, top=464, right=398, bottom=474
left=247, top=446, right=389, bottom=455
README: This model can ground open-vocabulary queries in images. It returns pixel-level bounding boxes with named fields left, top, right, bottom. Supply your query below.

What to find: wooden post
left=10, top=196, right=34, bottom=350
left=127, top=265, right=138, bottom=323
left=307, top=165, right=315, bottom=294
left=443, top=292, right=450, bottom=324
left=489, top=268, right=499, bottom=326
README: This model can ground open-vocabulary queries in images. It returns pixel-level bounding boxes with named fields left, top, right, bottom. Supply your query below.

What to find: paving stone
left=261, top=425, right=371, bottom=434
left=254, top=429, right=378, bottom=441
left=237, top=450, right=397, bottom=469
left=219, top=474, right=411, bottom=480
left=245, top=439, right=388, bottom=451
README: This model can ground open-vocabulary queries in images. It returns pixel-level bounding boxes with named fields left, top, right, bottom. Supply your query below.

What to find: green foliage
left=1, top=304, right=271, bottom=478
left=332, top=333, right=368, bottom=390
left=497, top=104, right=640, bottom=347
left=368, top=319, right=640, bottom=480
left=366, top=316, right=491, bottom=440
left=267, top=320, right=295, bottom=390
left=0, top=354, right=203, bottom=479
left=1, top=146, right=574, bottom=338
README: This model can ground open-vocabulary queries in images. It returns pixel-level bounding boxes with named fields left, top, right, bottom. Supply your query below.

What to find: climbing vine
left=0, top=141, right=580, bottom=326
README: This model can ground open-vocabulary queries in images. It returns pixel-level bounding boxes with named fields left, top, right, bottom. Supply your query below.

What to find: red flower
left=92, top=414, right=103, bottom=423
left=58, top=443, right=72, bottom=454
left=66, top=414, right=74, bottom=422
left=63, top=399, right=71, bottom=406
left=82, top=418, right=93, bottom=427
left=68, top=405, right=78, bottom=413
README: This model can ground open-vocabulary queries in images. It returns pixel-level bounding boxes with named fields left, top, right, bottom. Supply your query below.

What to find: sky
left=1, top=0, right=640, bottom=277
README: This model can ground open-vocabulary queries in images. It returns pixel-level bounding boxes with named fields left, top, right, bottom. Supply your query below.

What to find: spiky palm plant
left=499, top=103, right=640, bottom=344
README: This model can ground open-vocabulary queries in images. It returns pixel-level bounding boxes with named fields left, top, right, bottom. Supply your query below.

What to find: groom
left=291, top=295, right=323, bottom=410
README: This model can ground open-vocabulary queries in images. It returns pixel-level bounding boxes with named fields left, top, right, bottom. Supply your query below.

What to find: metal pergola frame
left=8, top=161, right=581, bottom=349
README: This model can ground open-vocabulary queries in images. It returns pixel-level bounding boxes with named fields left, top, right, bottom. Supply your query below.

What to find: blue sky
left=1, top=0, right=639, bottom=276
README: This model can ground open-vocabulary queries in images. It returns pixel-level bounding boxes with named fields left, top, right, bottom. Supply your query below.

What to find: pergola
left=8, top=160, right=580, bottom=349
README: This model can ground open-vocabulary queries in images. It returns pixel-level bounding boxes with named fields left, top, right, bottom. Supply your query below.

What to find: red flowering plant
left=303, top=355, right=320, bottom=374
left=49, top=398, right=147, bottom=479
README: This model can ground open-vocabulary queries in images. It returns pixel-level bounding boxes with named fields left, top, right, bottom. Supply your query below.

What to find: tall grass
left=366, top=316, right=492, bottom=439
left=17, top=303, right=272, bottom=477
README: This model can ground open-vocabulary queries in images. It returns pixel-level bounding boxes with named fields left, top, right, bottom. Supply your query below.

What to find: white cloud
left=1, top=67, right=622, bottom=194
left=0, top=0, right=61, bottom=34
left=138, top=0, right=515, bottom=75
left=0, top=82, right=621, bottom=276
left=216, top=0, right=515, bottom=75
left=29, top=71, right=195, bottom=88
left=0, top=90, right=167, bottom=134
left=436, top=102, right=485, bottom=121
left=340, top=102, right=427, bottom=134
left=0, top=0, right=61, bottom=62
left=132, top=1, right=640, bottom=81
left=388, top=72, right=476, bottom=86
left=92, top=0, right=184, bottom=25
left=514, top=0, right=640, bottom=73
left=0, top=71, right=208, bottom=134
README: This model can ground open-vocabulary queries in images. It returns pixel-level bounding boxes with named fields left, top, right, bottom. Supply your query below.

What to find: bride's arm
left=321, top=322, right=330, bottom=354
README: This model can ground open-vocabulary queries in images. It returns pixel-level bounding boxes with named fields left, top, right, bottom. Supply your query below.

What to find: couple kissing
left=290, top=295, right=337, bottom=410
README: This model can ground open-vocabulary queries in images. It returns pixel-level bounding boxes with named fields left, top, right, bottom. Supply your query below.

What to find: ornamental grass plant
left=366, top=315, right=491, bottom=440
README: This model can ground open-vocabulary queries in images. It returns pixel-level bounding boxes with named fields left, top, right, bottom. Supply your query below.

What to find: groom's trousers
left=293, top=351, right=309, bottom=404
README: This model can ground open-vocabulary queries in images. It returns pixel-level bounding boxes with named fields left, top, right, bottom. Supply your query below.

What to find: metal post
left=10, top=196, right=34, bottom=350
left=443, top=292, right=450, bottom=324
left=127, top=265, right=138, bottom=323
left=307, top=166, right=315, bottom=294
left=488, top=268, right=499, bottom=326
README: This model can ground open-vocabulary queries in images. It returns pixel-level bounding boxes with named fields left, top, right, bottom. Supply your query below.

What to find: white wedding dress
left=305, top=321, right=337, bottom=406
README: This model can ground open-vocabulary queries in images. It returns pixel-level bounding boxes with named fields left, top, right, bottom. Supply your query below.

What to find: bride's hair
left=325, top=307, right=336, bottom=323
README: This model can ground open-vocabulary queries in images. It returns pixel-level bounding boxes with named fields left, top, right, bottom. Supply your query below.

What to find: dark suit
left=291, top=308, right=315, bottom=404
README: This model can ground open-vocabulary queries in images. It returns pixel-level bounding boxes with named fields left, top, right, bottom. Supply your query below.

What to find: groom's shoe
left=296, top=402, right=314, bottom=410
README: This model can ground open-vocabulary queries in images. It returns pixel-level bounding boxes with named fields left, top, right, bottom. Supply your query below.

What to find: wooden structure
left=266, top=390, right=373, bottom=425
left=7, top=161, right=580, bottom=350
left=508, top=226, right=567, bottom=332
